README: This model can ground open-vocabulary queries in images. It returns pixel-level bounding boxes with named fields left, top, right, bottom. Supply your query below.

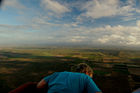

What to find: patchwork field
left=0, top=47, right=140, bottom=93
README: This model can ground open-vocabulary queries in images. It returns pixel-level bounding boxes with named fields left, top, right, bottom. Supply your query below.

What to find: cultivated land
left=0, top=47, right=140, bottom=93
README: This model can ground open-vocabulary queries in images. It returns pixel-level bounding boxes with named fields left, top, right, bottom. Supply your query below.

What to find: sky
left=0, top=0, right=140, bottom=47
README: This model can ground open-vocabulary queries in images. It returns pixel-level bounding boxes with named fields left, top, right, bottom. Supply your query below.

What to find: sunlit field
left=0, top=47, right=140, bottom=93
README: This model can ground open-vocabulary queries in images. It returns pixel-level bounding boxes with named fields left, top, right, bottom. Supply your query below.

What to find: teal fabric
left=43, top=72, right=101, bottom=93
left=132, top=88, right=140, bottom=93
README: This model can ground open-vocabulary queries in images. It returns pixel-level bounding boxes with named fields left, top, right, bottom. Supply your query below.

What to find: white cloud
left=97, top=34, right=140, bottom=46
left=97, top=34, right=125, bottom=44
left=0, top=20, right=140, bottom=46
left=96, top=21, right=140, bottom=46
left=69, top=36, right=86, bottom=43
left=51, top=20, right=140, bottom=46
left=80, top=0, right=135, bottom=19
left=136, top=9, right=140, bottom=13
left=2, top=0, right=26, bottom=10
left=41, top=0, right=70, bottom=15
left=122, top=16, right=137, bottom=21
left=98, top=36, right=110, bottom=43
left=137, top=20, right=140, bottom=27
left=126, top=36, right=138, bottom=45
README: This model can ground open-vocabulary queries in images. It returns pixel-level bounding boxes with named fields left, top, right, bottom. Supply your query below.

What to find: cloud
left=97, top=34, right=140, bottom=46
left=98, top=34, right=125, bottom=44
left=0, top=0, right=140, bottom=47
left=137, top=20, right=140, bottom=27
left=2, top=0, right=26, bottom=10
left=80, top=0, right=135, bottom=19
left=121, top=16, right=137, bottom=21
left=0, top=24, right=32, bottom=34
left=0, top=20, right=140, bottom=46
left=0, top=23, right=56, bottom=45
left=136, top=9, right=140, bottom=13
left=41, top=0, right=70, bottom=15
left=46, top=20, right=140, bottom=46
left=96, top=21, right=140, bottom=46
left=69, top=36, right=86, bottom=43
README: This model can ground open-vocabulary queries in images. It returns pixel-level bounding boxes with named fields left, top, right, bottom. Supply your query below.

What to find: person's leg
left=9, top=82, right=38, bottom=93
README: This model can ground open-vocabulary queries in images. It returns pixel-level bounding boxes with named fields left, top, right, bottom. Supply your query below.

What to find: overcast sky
left=0, top=0, right=140, bottom=47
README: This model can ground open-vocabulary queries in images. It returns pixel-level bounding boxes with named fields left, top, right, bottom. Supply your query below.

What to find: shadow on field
left=0, top=51, right=86, bottom=93
left=0, top=51, right=35, bottom=58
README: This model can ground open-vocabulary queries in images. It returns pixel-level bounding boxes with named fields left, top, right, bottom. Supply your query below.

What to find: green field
left=0, top=47, right=140, bottom=93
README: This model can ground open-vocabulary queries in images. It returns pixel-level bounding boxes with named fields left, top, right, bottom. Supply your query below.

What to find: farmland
left=0, top=47, right=140, bottom=93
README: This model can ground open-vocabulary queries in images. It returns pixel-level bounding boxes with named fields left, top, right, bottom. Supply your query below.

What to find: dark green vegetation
left=0, top=47, right=140, bottom=93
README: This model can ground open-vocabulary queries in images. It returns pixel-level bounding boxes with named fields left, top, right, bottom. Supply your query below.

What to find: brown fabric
left=8, top=82, right=47, bottom=93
